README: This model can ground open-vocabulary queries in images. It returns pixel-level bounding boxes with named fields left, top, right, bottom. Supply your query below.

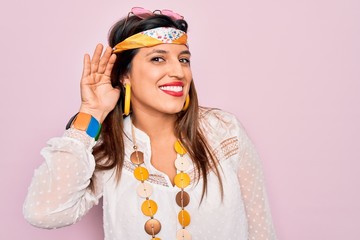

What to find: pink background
left=1, top=0, right=359, bottom=239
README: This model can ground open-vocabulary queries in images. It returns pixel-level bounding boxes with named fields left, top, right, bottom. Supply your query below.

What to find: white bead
left=136, top=182, right=153, bottom=198
left=175, top=157, right=190, bottom=171
left=176, top=229, right=191, bottom=240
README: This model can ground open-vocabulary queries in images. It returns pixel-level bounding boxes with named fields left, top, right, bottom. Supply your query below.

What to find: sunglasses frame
left=121, top=7, right=184, bottom=33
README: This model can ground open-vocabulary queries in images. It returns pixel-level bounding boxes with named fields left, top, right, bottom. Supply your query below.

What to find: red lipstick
left=159, top=82, right=184, bottom=97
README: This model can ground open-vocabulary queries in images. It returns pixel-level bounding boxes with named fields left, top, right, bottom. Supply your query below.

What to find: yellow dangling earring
left=182, top=95, right=190, bottom=111
left=123, top=83, right=131, bottom=116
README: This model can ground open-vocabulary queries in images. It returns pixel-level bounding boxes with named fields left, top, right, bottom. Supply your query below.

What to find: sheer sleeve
left=236, top=122, right=277, bottom=240
left=23, top=128, right=103, bottom=229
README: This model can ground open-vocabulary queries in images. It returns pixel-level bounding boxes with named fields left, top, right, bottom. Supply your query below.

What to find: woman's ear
left=121, top=73, right=131, bottom=85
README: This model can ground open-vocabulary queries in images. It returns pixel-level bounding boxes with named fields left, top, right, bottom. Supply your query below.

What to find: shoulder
left=198, top=107, right=251, bottom=165
left=198, top=108, right=257, bottom=166
left=199, top=107, right=245, bottom=135
left=198, top=107, right=249, bottom=150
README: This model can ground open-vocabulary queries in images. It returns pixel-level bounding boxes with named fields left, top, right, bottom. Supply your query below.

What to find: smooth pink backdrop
left=1, top=0, right=359, bottom=239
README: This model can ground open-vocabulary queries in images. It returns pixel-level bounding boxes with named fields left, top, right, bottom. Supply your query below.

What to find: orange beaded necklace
left=130, top=123, right=192, bottom=240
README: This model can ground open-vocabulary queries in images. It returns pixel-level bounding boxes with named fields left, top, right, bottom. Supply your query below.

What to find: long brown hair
left=92, top=14, right=223, bottom=201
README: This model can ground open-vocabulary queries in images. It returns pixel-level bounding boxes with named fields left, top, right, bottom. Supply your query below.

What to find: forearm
left=235, top=121, right=277, bottom=239
left=23, top=129, right=101, bottom=229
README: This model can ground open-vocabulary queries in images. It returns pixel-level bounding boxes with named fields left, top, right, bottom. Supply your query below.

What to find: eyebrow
left=180, top=50, right=191, bottom=56
left=145, top=49, right=191, bottom=56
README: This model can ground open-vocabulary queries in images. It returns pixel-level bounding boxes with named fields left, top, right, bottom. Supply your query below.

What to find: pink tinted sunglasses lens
left=131, top=7, right=153, bottom=19
left=161, top=9, right=184, bottom=20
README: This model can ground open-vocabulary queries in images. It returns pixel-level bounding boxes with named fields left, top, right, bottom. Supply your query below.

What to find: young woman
left=24, top=7, right=277, bottom=240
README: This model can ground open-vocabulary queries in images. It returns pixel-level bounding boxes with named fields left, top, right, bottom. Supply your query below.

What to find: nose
left=168, top=60, right=185, bottom=79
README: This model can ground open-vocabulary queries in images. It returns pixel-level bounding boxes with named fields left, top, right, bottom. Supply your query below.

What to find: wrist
left=78, top=106, right=108, bottom=124
left=66, top=112, right=102, bottom=140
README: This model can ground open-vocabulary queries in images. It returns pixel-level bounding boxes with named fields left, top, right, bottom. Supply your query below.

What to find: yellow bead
left=178, top=209, right=191, bottom=227
left=174, top=172, right=190, bottom=188
left=152, top=238, right=161, bottom=240
left=141, top=199, right=158, bottom=216
left=174, top=140, right=187, bottom=155
left=134, top=166, right=149, bottom=181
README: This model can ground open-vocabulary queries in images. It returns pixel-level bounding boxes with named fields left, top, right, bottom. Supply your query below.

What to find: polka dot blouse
left=24, top=108, right=277, bottom=240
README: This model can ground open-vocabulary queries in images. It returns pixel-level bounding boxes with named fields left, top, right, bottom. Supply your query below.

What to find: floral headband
left=113, top=27, right=188, bottom=54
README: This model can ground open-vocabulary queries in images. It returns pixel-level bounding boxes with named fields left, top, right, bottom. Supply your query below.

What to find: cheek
left=185, top=69, right=193, bottom=82
left=133, top=66, right=164, bottom=84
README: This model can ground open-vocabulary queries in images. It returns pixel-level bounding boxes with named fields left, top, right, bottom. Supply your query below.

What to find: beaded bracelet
left=66, top=112, right=102, bottom=140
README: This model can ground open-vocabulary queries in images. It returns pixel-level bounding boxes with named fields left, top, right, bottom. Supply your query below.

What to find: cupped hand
left=79, top=44, right=120, bottom=123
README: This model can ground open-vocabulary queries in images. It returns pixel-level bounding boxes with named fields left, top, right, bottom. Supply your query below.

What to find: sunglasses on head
left=121, top=7, right=184, bottom=32
left=129, top=7, right=184, bottom=20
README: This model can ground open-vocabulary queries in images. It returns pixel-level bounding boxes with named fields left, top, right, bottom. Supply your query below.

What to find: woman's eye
left=179, top=58, right=190, bottom=64
left=151, top=57, right=165, bottom=62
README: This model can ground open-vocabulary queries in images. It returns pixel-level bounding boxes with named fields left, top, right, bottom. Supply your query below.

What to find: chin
left=161, top=105, right=183, bottom=114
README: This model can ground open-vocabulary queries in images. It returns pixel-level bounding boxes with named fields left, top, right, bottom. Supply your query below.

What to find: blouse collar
left=123, top=115, right=152, bottom=147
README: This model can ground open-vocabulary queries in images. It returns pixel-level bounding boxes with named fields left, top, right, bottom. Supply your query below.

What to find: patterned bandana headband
left=113, top=27, right=188, bottom=54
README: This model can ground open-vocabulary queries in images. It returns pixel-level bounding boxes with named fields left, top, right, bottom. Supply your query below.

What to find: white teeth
left=159, top=86, right=183, bottom=92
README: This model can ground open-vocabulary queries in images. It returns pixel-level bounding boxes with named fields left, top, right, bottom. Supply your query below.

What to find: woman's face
left=124, top=43, right=192, bottom=116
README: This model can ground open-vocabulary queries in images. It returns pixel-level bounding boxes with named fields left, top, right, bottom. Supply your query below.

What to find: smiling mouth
left=159, top=83, right=184, bottom=97
left=159, top=85, right=183, bottom=92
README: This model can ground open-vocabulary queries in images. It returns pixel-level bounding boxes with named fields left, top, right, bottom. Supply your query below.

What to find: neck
left=131, top=109, right=177, bottom=140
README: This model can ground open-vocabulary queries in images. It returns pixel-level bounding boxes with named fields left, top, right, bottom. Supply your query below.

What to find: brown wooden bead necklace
left=130, top=123, right=192, bottom=240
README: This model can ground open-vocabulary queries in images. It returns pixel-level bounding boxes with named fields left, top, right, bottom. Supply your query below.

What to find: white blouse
left=23, top=108, right=277, bottom=240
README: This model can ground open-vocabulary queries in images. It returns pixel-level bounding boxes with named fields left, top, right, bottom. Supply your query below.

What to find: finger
left=98, top=46, right=113, bottom=74
left=90, top=44, right=103, bottom=74
left=81, top=54, right=92, bottom=84
left=103, top=53, right=117, bottom=78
